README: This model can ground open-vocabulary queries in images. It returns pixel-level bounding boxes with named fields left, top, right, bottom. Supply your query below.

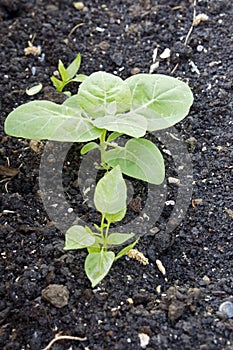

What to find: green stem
left=99, top=129, right=107, bottom=164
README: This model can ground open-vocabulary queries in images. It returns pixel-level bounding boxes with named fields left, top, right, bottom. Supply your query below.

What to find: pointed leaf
left=94, top=166, right=127, bottom=214
left=126, top=74, right=193, bottom=131
left=51, top=76, right=64, bottom=92
left=107, top=233, right=135, bottom=245
left=107, top=132, right=123, bottom=142
left=115, top=238, right=139, bottom=261
left=4, top=100, right=102, bottom=142
left=92, top=112, right=147, bottom=138
left=78, top=71, right=132, bottom=118
left=81, top=142, right=100, bottom=155
left=85, top=251, right=115, bottom=287
left=64, top=225, right=95, bottom=249
left=71, top=74, right=87, bottom=83
left=105, top=138, right=165, bottom=184
left=66, top=53, right=81, bottom=80
left=58, top=59, right=69, bottom=82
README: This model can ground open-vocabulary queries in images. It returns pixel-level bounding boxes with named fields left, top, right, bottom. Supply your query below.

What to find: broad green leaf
left=126, top=74, right=193, bottom=131
left=51, top=76, right=64, bottom=92
left=107, top=132, right=123, bottom=142
left=64, top=225, right=95, bottom=249
left=63, top=94, right=80, bottom=109
left=115, top=238, right=139, bottom=261
left=58, top=59, right=69, bottom=82
left=26, top=83, right=43, bottom=96
left=4, top=100, right=102, bottom=142
left=78, top=71, right=132, bottom=118
left=107, top=233, right=135, bottom=245
left=105, top=207, right=126, bottom=223
left=104, top=138, right=165, bottom=185
left=85, top=251, right=115, bottom=287
left=81, top=141, right=100, bottom=155
left=66, top=53, right=81, bottom=81
left=94, top=166, right=127, bottom=214
left=87, top=236, right=103, bottom=253
left=92, top=112, right=147, bottom=138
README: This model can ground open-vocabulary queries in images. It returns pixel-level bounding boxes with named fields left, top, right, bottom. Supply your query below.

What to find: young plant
left=64, top=165, right=138, bottom=287
left=4, top=69, right=193, bottom=286
left=4, top=71, right=193, bottom=185
left=51, top=53, right=86, bottom=93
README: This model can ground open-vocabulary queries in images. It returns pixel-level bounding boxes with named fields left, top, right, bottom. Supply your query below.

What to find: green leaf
left=64, top=225, right=95, bottom=249
left=71, top=74, right=87, bottom=83
left=26, top=83, right=43, bottom=96
left=94, top=166, right=127, bottom=214
left=58, top=59, right=69, bottom=82
left=105, top=207, right=126, bottom=223
left=4, top=100, right=102, bottom=142
left=85, top=251, right=115, bottom=287
left=51, top=76, right=64, bottom=92
left=66, top=53, right=81, bottom=81
left=107, top=132, right=123, bottom=142
left=77, top=71, right=132, bottom=118
left=126, top=74, right=193, bottom=131
left=81, top=142, right=100, bottom=155
left=115, top=238, right=139, bottom=261
left=104, top=138, right=165, bottom=185
left=92, top=112, right=147, bottom=138
left=63, top=94, right=80, bottom=109
left=107, top=233, right=135, bottom=245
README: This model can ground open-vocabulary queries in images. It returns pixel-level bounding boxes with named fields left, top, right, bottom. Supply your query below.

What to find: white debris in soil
left=219, top=301, right=233, bottom=318
left=193, top=13, right=209, bottom=26
left=156, top=259, right=166, bottom=276
left=160, top=48, right=171, bottom=59
left=138, top=333, right=150, bottom=348
left=189, top=60, right=200, bottom=75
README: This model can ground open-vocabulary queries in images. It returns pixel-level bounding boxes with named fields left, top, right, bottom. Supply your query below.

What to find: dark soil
left=0, top=1, right=233, bottom=349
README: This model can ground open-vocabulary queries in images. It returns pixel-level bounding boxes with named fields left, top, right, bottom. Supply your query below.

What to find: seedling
left=64, top=166, right=138, bottom=287
left=51, top=53, right=86, bottom=93
left=4, top=69, right=193, bottom=286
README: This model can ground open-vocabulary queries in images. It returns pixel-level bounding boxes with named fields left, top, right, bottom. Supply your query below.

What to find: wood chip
left=192, top=198, right=203, bottom=208
left=193, top=13, right=209, bottom=26
left=0, top=165, right=19, bottom=177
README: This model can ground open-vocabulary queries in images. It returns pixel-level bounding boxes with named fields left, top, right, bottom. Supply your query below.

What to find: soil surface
left=0, top=1, right=233, bottom=349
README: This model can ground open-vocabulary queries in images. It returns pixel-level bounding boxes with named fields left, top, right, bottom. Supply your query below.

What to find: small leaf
left=72, top=74, right=87, bottom=83
left=85, top=251, right=115, bottom=287
left=94, top=166, right=127, bottom=215
left=81, top=142, right=100, bottom=155
left=64, top=225, right=95, bottom=249
left=93, top=112, right=147, bottom=138
left=51, top=76, right=64, bottom=92
left=26, top=83, right=43, bottom=96
left=115, top=238, right=139, bottom=261
left=78, top=71, right=132, bottom=118
left=105, top=138, right=165, bottom=185
left=107, top=233, right=135, bottom=245
left=66, top=53, right=81, bottom=81
left=105, top=207, right=126, bottom=223
left=107, top=132, right=123, bottom=142
left=126, top=74, right=193, bottom=131
left=58, top=59, right=69, bottom=82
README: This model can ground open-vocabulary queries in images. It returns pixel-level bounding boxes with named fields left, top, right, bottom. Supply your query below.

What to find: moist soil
left=0, top=1, right=233, bottom=349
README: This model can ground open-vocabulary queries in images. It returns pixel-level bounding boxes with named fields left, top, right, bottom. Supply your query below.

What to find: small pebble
left=219, top=301, right=233, bottom=318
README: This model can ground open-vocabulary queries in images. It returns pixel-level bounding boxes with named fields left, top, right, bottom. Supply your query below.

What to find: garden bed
left=0, top=1, right=232, bottom=349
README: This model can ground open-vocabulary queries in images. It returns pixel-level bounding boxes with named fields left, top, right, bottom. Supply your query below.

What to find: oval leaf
left=126, top=74, right=193, bottom=131
left=85, top=251, right=115, bottom=287
left=105, top=207, right=126, bottom=223
left=81, top=141, right=100, bottom=155
left=64, top=225, right=95, bottom=249
left=26, top=83, right=43, bottom=96
left=105, top=138, right=165, bottom=185
left=78, top=71, right=132, bottom=118
left=107, top=233, right=135, bottom=245
left=94, top=166, right=127, bottom=215
left=4, top=100, right=102, bottom=142
left=93, top=112, right=147, bottom=138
